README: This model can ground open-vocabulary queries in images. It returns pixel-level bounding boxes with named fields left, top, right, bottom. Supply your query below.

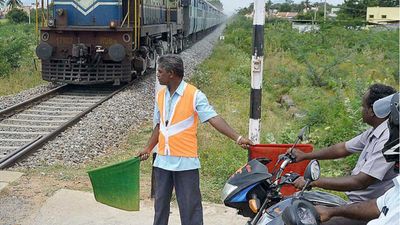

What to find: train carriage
left=36, top=0, right=226, bottom=85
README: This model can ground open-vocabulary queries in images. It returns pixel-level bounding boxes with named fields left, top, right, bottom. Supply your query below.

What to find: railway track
left=0, top=84, right=130, bottom=168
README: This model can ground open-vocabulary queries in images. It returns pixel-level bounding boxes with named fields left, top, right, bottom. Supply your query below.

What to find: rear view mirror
left=297, top=126, right=310, bottom=142
left=304, top=160, right=320, bottom=182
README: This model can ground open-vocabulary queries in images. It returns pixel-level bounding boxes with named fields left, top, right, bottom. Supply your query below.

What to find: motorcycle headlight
left=297, top=206, right=317, bottom=224
left=221, top=183, right=237, bottom=202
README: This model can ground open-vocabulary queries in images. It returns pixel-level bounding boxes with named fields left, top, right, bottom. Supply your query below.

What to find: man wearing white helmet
left=316, top=92, right=399, bottom=225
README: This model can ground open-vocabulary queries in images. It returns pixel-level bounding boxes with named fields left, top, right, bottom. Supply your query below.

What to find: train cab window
left=381, top=15, right=387, bottom=18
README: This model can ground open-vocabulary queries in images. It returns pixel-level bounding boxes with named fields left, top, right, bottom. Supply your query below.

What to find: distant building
left=275, top=12, right=298, bottom=20
left=21, top=5, right=32, bottom=15
left=291, top=20, right=320, bottom=33
left=328, top=7, right=340, bottom=18
left=245, top=10, right=297, bottom=20
left=367, top=7, right=400, bottom=24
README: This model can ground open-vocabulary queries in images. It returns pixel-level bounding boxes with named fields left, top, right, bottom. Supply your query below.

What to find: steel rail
left=0, top=83, right=132, bottom=168
left=0, top=85, right=68, bottom=121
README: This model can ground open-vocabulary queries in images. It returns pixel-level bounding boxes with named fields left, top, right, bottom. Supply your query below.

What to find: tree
left=378, top=0, right=399, bottom=6
left=266, top=0, right=273, bottom=11
left=266, top=0, right=273, bottom=17
left=279, top=3, right=292, bottom=12
left=6, top=0, right=22, bottom=9
left=237, top=3, right=253, bottom=15
left=336, top=0, right=397, bottom=19
left=0, top=0, right=5, bottom=6
left=5, top=7, right=28, bottom=23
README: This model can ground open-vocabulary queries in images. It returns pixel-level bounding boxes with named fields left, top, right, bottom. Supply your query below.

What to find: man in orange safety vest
left=138, top=54, right=253, bottom=225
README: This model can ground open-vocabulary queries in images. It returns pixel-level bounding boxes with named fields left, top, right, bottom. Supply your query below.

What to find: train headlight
left=108, top=43, right=126, bottom=62
left=36, top=42, right=53, bottom=60
left=109, top=20, right=117, bottom=29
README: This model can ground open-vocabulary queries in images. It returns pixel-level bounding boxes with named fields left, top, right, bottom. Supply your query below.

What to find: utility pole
left=249, top=0, right=265, bottom=145
left=35, top=0, right=39, bottom=43
left=324, top=0, right=327, bottom=21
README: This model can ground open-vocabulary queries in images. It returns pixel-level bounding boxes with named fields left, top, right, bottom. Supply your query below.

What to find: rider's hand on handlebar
left=293, top=176, right=307, bottom=190
left=286, top=148, right=307, bottom=163
left=315, top=205, right=333, bottom=222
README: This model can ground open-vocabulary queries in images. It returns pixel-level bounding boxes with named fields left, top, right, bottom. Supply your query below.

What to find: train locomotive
left=35, top=0, right=225, bottom=85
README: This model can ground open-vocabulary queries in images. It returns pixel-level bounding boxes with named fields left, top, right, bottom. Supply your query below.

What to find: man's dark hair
left=367, top=84, right=397, bottom=107
left=157, top=54, right=184, bottom=78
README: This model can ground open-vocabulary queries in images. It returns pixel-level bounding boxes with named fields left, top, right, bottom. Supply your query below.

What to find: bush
left=0, top=23, right=36, bottom=77
left=6, top=8, right=29, bottom=23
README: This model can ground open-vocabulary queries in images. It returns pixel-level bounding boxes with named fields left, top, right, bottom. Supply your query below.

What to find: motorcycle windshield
left=227, top=159, right=272, bottom=189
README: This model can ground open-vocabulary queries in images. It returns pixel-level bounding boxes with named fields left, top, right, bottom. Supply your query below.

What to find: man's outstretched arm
left=208, top=116, right=253, bottom=149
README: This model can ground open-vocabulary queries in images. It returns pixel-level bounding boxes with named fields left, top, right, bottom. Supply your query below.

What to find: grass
left=0, top=62, right=46, bottom=96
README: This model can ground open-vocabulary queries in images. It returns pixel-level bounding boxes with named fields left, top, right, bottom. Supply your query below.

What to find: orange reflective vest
left=157, top=83, right=199, bottom=157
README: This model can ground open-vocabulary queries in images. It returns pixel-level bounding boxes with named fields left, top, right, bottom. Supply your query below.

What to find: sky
left=20, top=0, right=344, bottom=14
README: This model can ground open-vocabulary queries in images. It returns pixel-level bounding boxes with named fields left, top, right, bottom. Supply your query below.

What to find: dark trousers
left=153, top=167, right=203, bottom=225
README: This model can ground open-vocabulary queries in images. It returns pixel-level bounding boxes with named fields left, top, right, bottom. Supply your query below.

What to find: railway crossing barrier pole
left=249, top=0, right=265, bottom=146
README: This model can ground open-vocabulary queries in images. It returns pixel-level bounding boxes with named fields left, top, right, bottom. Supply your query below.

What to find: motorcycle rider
left=316, top=92, right=399, bottom=225
left=288, top=84, right=396, bottom=225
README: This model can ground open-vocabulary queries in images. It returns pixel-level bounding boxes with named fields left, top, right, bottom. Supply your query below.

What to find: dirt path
left=0, top=171, right=91, bottom=225
left=0, top=169, right=246, bottom=225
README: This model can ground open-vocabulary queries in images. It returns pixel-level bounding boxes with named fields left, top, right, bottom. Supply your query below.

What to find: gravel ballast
left=8, top=25, right=226, bottom=168
left=0, top=84, right=60, bottom=111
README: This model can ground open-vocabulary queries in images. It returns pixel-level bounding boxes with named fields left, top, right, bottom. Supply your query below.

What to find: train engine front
left=36, top=0, right=141, bottom=85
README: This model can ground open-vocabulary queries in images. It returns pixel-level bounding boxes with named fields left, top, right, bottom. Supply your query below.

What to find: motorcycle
left=222, top=127, right=346, bottom=225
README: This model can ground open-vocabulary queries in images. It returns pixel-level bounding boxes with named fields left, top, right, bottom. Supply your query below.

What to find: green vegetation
left=189, top=16, right=398, bottom=201
left=6, top=8, right=29, bottom=23
left=0, top=22, right=44, bottom=96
